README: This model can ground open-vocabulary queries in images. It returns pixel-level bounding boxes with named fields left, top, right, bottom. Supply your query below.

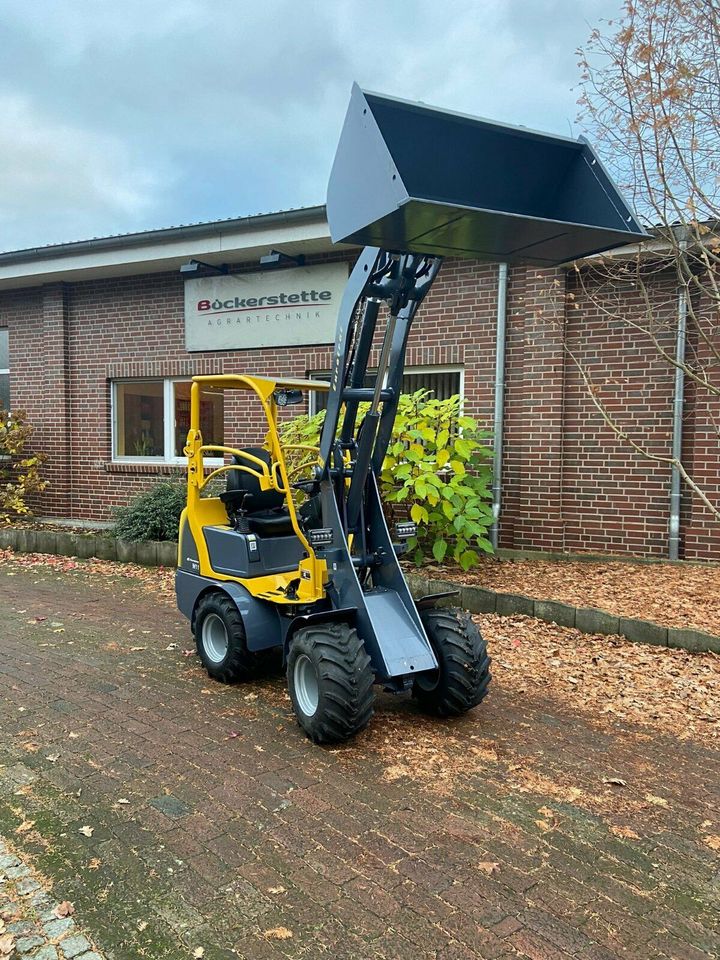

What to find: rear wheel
left=287, top=622, right=375, bottom=744
left=194, top=592, right=254, bottom=683
left=413, top=608, right=491, bottom=716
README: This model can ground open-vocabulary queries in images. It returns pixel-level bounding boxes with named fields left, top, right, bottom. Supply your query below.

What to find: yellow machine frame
left=180, top=374, right=330, bottom=605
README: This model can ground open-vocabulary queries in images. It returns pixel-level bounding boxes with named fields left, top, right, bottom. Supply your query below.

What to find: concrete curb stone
left=115, top=540, right=138, bottom=564
left=619, top=617, right=668, bottom=647
left=33, top=530, right=58, bottom=555
left=93, top=538, right=118, bottom=561
left=54, top=532, right=79, bottom=557
left=157, top=541, right=178, bottom=567
left=575, top=607, right=620, bottom=636
left=74, top=536, right=97, bottom=560
left=495, top=592, right=535, bottom=617
left=667, top=627, right=720, bottom=653
left=134, top=541, right=159, bottom=566
left=533, top=599, right=576, bottom=628
left=461, top=584, right=497, bottom=613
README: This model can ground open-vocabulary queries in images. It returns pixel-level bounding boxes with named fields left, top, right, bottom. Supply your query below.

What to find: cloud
left=0, top=92, right=172, bottom=251
left=0, top=0, right=621, bottom=251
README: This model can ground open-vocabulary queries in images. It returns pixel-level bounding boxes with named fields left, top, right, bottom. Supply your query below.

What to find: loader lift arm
left=318, top=247, right=442, bottom=538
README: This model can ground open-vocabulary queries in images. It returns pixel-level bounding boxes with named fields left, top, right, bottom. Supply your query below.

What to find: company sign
left=184, top=262, right=348, bottom=352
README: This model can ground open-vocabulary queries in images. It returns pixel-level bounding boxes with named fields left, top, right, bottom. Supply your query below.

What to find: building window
left=308, top=366, right=463, bottom=415
left=0, top=330, right=9, bottom=412
left=112, top=379, right=224, bottom=462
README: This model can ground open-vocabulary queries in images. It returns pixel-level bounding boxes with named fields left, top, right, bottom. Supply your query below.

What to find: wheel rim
left=202, top=613, right=229, bottom=664
left=294, top=654, right=319, bottom=717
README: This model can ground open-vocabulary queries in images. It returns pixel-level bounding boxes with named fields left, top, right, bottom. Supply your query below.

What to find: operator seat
left=220, top=447, right=295, bottom=537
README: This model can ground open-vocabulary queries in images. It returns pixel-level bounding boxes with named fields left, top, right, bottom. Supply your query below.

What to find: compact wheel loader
left=176, top=85, right=647, bottom=743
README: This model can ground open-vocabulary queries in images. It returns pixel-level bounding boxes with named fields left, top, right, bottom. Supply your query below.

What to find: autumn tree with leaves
left=0, top=410, right=47, bottom=523
left=570, top=0, right=720, bottom=524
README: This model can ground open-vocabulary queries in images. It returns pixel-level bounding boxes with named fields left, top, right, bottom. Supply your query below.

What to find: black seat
left=220, top=447, right=295, bottom=537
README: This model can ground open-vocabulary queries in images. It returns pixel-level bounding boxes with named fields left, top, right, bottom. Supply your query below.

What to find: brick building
left=0, top=205, right=717, bottom=560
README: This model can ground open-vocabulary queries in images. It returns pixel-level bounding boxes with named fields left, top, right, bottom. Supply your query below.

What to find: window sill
left=104, top=461, right=186, bottom=475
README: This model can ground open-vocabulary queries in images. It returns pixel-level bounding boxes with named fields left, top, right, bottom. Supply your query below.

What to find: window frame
left=111, top=377, right=223, bottom=465
left=307, top=365, right=465, bottom=416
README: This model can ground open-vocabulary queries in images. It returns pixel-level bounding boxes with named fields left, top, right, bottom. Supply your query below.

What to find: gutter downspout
left=490, top=263, right=508, bottom=550
left=669, top=238, right=688, bottom=561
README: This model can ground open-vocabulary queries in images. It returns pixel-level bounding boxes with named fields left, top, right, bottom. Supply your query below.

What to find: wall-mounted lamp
left=179, top=258, right=229, bottom=276
left=259, top=249, right=306, bottom=268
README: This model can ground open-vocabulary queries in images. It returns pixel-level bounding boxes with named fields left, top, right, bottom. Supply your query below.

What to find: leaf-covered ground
left=0, top=548, right=718, bottom=958
left=2, top=548, right=717, bottom=751
left=428, top=556, right=720, bottom=635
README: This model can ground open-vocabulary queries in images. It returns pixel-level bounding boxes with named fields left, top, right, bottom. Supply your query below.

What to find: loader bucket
left=327, top=85, right=649, bottom=265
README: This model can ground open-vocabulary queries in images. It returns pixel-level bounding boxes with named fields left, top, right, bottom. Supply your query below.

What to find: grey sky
left=0, top=0, right=620, bottom=253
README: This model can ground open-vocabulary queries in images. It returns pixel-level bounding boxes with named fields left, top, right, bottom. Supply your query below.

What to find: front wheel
left=287, top=622, right=375, bottom=744
left=194, top=592, right=254, bottom=683
left=413, top=608, right=491, bottom=716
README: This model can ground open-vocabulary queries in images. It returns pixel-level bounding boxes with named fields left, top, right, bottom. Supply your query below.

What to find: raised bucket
left=327, top=85, right=648, bottom=265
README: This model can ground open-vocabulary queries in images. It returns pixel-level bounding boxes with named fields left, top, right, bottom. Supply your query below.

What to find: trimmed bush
left=112, top=481, right=186, bottom=542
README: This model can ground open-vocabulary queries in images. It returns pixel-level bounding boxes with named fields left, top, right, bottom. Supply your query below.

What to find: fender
left=415, top=590, right=460, bottom=609
left=177, top=569, right=282, bottom=652
left=283, top=607, right=358, bottom=657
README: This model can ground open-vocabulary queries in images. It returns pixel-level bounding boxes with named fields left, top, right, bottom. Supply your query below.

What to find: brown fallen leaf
left=15, top=819, right=35, bottom=834
left=264, top=927, right=293, bottom=941
left=79, top=825, right=94, bottom=837
left=54, top=901, right=75, bottom=918
left=702, top=834, right=720, bottom=851
left=644, top=793, right=668, bottom=807
left=610, top=825, right=641, bottom=840
left=267, top=885, right=286, bottom=895
left=477, top=861, right=500, bottom=875
left=602, top=777, right=627, bottom=787
left=0, top=932, right=15, bottom=956
left=88, top=858, right=102, bottom=870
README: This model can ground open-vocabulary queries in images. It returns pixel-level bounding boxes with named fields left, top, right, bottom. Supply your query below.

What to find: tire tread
left=288, top=622, right=375, bottom=744
left=413, top=608, right=491, bottom=717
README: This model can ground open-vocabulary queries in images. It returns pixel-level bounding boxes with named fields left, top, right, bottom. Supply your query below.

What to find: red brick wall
left=560, top=267, right=678, bottom=556
left=1, top=253, right=718, bottom=559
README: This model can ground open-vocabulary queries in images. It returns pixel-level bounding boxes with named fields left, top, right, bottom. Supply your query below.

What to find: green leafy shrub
left=279, top=390, right=493, bottom=568
left=0, top=409, right=47, bottom=524
left=112, top=481, right=186, bottom=542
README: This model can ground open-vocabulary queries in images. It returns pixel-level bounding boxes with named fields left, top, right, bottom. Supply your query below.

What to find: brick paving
left=0, top=835, right=104, bottom=959
left=0, top=560, right=718, bottom=959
